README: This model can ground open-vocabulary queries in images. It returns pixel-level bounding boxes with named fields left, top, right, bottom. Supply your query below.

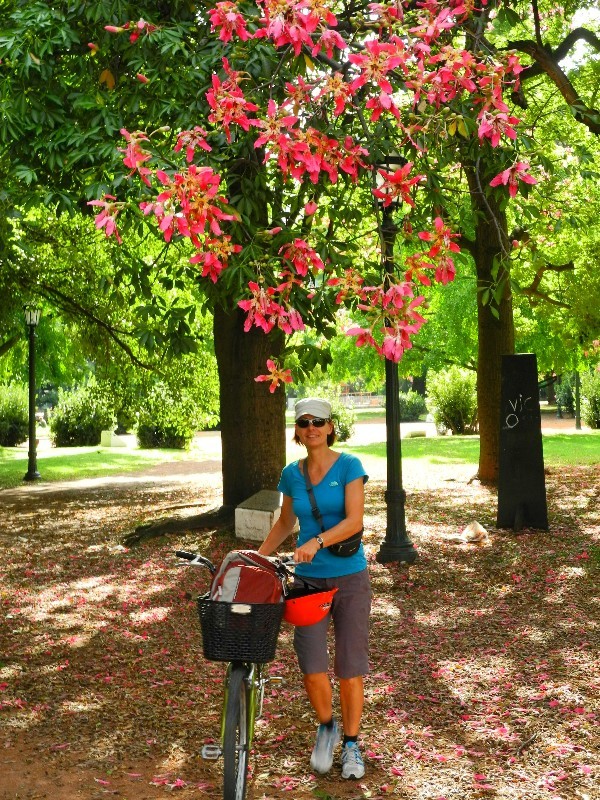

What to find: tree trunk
left=466, top=168, right=515, bottom=484
left=411, top=374, right=426, bottom=396
left=213, top=304, right=286, bottom=508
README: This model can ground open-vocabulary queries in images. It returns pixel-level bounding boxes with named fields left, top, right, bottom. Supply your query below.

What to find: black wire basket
left=197, top=595, right=285, bottom=662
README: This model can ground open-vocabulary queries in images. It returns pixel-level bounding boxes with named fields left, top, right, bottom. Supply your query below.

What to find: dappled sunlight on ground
left=0, top=445, right=598, bottom=798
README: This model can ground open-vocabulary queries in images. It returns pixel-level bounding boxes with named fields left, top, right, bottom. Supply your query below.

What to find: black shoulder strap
left=302, top=459, right=325, bottom=533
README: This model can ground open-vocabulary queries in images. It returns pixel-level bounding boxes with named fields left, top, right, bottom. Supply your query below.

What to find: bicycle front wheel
left=223, top=664, right=250, bottom=800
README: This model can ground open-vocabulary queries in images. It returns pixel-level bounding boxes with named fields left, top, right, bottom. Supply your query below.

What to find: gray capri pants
left=293, top=569, right=371, bottom=679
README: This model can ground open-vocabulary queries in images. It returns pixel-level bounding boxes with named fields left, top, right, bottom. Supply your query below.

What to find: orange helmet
left=283, top=587, right=338, bottom=626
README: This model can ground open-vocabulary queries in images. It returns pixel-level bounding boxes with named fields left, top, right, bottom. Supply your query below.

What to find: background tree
left=2, top=0, right=598, bottom=501
left=1, top=206, right=220, bottom=429
left=83, top=1, right=528, bottom=493
left=391, top=0, right=600, bottom=480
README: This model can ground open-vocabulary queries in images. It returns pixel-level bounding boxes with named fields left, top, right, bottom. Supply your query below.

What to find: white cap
left=294, top=398, right=332, bottom=420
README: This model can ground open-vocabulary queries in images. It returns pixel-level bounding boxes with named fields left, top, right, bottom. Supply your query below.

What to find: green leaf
left=495, top=7, right=523, bottom=29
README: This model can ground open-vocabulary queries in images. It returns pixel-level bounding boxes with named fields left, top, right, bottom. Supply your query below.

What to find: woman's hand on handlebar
left=294, top=538, right=320, bottom=563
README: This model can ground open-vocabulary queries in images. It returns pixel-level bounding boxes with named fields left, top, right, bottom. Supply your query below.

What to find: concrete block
left=235, top=490, right=282, bottom=543
left=100, top=430, right=128, bottom=447
left=404, top=430, right=426, bottom=438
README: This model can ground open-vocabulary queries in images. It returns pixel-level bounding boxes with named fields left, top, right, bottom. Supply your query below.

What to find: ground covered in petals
left=0, top=455, right=598, bottom=800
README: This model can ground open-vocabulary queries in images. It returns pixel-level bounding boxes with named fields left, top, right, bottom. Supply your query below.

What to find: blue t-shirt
left=277, top=452, right=368, bottom=578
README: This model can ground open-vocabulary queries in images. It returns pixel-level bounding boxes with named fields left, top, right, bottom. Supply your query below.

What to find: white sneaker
left=309, top=720, right=340, bottom=774
left=341, top=741, right=365, bottom=779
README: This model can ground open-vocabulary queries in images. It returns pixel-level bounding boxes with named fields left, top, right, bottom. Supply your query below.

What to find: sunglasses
left=295, top=417, right=330, bottom=428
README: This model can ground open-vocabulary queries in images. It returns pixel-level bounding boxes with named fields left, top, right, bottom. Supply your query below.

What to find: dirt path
left=1, top=419, right=597, bottom=800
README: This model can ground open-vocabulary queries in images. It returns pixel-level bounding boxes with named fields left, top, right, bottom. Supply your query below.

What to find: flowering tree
left=84, top=0, right=535, bottom=498
left=6, top=1, right=596, bottom=495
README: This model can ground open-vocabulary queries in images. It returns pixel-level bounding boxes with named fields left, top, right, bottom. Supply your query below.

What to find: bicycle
left=175, top=549, right=337, bottom=800
left=176, top=550, right=288, bottom=800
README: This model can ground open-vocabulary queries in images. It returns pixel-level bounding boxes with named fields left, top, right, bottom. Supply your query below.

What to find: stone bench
left=235, top=490, right=283, bottom=543
left=404, top=429, right=427, bottom=438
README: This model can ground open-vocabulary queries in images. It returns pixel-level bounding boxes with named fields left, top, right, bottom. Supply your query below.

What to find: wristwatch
left=316, top=535, right=325, bottom=549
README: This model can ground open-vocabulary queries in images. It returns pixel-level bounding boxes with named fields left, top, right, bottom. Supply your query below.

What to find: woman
left=258, top=397, right=371, bottom=780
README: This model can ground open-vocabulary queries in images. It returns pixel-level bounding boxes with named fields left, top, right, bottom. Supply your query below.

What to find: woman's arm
left=257, top=494, right=297, bottom=556
left=294, top=476, right=365, bottom=563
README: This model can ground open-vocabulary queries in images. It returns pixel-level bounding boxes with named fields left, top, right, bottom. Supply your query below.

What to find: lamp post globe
left=24, top=306, right=41, bottom=482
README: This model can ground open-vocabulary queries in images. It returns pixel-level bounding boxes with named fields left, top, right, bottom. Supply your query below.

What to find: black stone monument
left=496, top=353, right=548, bottom=531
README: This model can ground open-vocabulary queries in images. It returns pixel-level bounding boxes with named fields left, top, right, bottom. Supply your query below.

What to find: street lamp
left=373, top=161, right=418, bottom=565
left=24, top=305, right=41, bottom=482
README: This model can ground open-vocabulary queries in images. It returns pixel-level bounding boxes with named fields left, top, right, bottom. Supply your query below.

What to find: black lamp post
left=24, top=306, right=41, bottom=482
left=375, top=198, right=418, bottom=565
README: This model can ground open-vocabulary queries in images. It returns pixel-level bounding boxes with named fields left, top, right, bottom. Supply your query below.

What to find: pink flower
left=208, top=1, right=252, bottom=42
left=189, top=236, right=242, bottom=282
left=347, top=327, right=378, bottom=350
left=373, top=163, right=424, bottom=208
left=238, top=282, right=281, bottom=333
left=119, top=128, right=152, bottom=186
left=174, top=127, right=212, bottom=163
left=349, top=39, right=407, bottom=95
left=88, top=195, right=123, bottom=243
left=279, top=239, right=324, bottom=276
left=251, top=99, right=298, bottom=164
left=478, top=110, right=520, bottom=147
left=490, top=162, right=537, bottom=198
left=141, top=164, right=237, bottom=245
left=317, top=73, right=352, bottom=117
left=255, top=359, right=293, bottom=393
left=128, top=19, right=158, bottom=43
left=418, top=217, right=461, bottom=262
left=312, top=28, right=347, bottom=59
left=206, top=60, right=259, bottom=143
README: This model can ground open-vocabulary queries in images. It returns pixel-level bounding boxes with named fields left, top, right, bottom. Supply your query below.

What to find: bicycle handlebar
left=175, top=550, right=323, bottom=594
left=175, top=550, right=197, bottom=561
left=175, top=550, right=217, bottom=574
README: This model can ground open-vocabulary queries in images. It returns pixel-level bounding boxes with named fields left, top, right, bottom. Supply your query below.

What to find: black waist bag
left=302, top=461, right=363, bottom=558
left=327, top=529, right=363, bottom=557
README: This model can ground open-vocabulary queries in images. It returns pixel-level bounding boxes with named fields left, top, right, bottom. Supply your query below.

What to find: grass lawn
left=2, top=428, right=597, bottom=491
left=343, top=432, right=600, bottom=467
left=0, top=444, right=194, bottom=490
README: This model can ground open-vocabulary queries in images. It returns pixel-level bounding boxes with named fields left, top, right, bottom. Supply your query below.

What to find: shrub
left=426, top=367, right=478, bottom=435
left=0, top=384, right=29, bottom=447
left=331, top=400, right=356, bottom=443
left=398, top=390, right=427, bottom=422
left=49, top=382, right=116, bottom=446
left=136, top=383, right=205, bottom=449
left=581, top=369, right=600, bottom=429
left=555, top=374, right=575, bottom=416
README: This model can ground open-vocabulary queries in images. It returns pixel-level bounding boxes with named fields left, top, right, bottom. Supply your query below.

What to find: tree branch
left=521, top=261, right=574, bottom=308
left=0, top=333, right=20, bottom=358
left=531, top=0, right=543, bottom=47
left=36, top=283, right=156, bottom=370
left=509, top=30, right=600, bottom=134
